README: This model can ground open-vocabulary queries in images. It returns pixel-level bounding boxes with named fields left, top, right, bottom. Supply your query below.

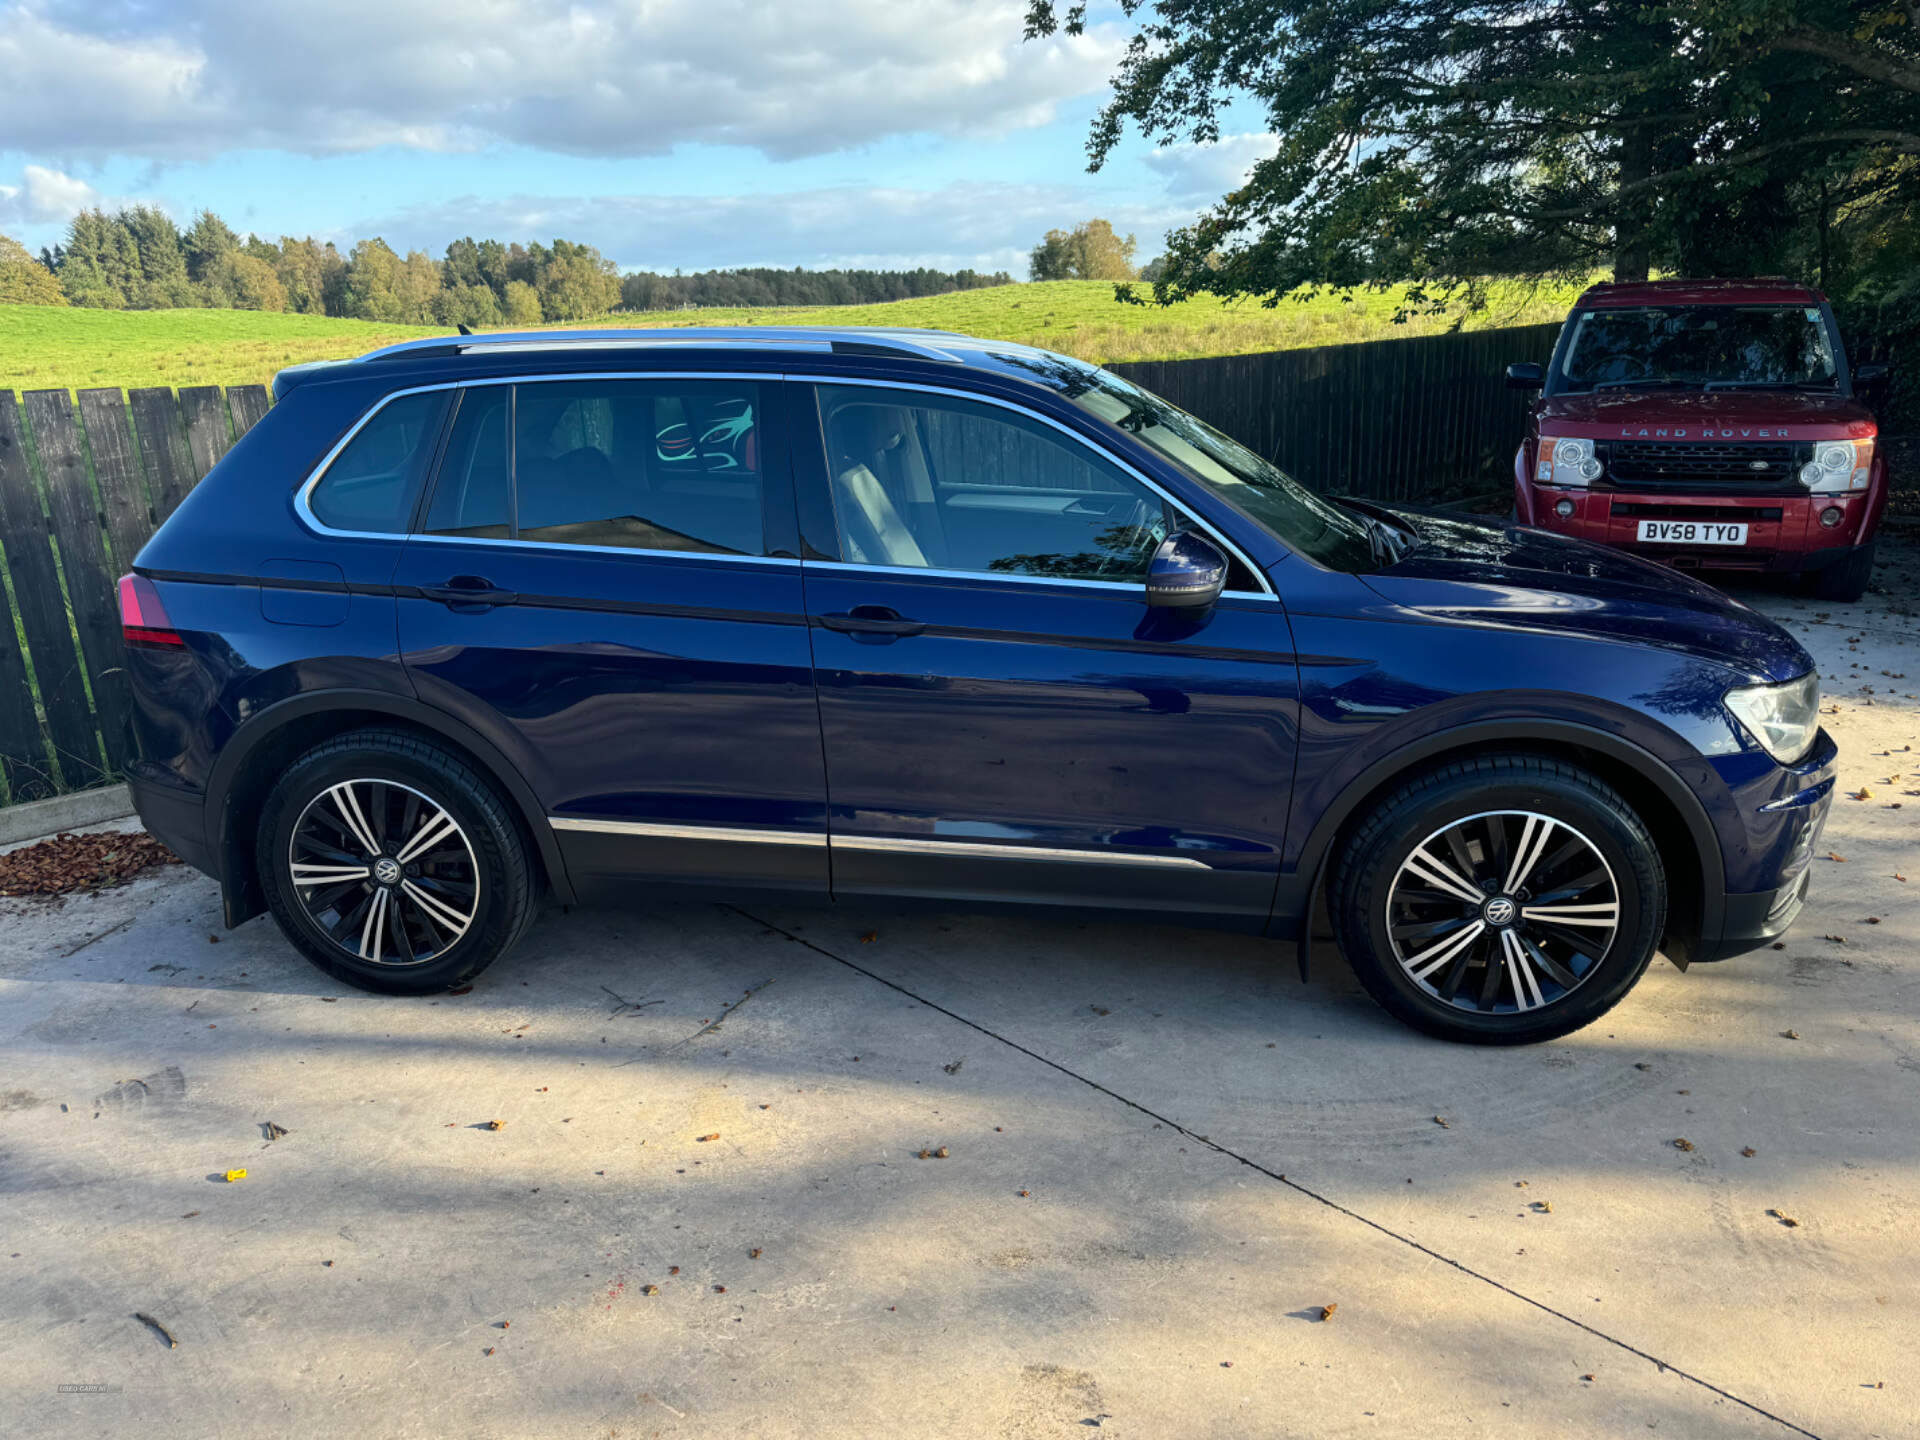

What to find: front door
left=393, top=373, right=828, bottom=893
left=796, top=380, right=1300, bottom=921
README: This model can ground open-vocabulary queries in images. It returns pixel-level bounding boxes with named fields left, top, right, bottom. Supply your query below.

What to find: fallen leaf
left=1581, top=1374, right=1595, bottom=1383
left=1782, top=1029, right=1801, bottom=1040
left=1319, top=1304, right=1338, bottom=1322
left=1535, top=1200, right=1554, bottom=1213
left=713, top=1285, right=727, bottom=1294
left=641, top=1284, right=659, bottom=1295
left=749, top=1248, right=762, bottom=1260
left=485, top=1119, right=506, bottom=1130
left=447, top=985, right=473, bottom=996
left=1828, top=852, right=1848, bottom=863
left=859, top=930, right=878, bottom=944
left=222, top=1168, right=247, bottom=1182
left=1852, top=787, right=1873, bottom=800
left=697, top=1133, right=719, bottom=1142
left=1090, top=1005, right=1110, bottom=1016
left=0, top=831, right=179, bottom=896
left=1672, top=1138, right=1695, bottom=1152
left=1768, top=1208, right=1801, bottom=1228
left=1432, top=1116, right=1450, bottom=1128
left=934, top=1146, right=949, bottom=1158
left=1741, top=1147, right=1757, bottom=1158
left=1017, top=1189, right=1030, bottom=1197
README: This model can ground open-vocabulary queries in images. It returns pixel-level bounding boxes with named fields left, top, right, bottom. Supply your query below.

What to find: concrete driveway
left=3, top=541, right=1916, bottom=1440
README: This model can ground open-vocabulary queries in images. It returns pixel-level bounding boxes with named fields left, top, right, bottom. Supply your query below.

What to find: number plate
left=1636, top=520, right=1748, bottom=546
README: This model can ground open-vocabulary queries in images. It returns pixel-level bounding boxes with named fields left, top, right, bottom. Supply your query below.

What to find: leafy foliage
left=618, top=265, right=1012, bottom=310
left=1029, top=219, right=1140, bottom=280
left=1025, top=0, right=1920, bottom=307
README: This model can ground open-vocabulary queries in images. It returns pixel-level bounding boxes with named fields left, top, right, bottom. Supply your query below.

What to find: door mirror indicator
left=1506, top=362, right=1545, bottom=391
left=1145, top=531, right=1229, bottom=612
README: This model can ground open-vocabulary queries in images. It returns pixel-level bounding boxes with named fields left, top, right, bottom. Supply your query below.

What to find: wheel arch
left=1287, top=719, right=1721, bottom=968
left=205, top=689, right=577, bottom=926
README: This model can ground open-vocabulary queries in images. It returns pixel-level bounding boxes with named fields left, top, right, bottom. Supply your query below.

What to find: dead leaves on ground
left=0, top=830, right=178, bottom=896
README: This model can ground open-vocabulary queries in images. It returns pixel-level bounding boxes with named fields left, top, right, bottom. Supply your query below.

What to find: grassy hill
left=0, top=278, right=1584, bottom=395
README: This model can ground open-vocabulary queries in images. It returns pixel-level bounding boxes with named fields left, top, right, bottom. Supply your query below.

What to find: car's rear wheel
left=1330, top=755, right=1666, bottom=1045
left=1807, top=539, right=1875, bottom=603
left=258, top=729, right=538, bottom=994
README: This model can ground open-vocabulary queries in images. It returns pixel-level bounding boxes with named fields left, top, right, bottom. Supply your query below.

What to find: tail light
left=118, top=573, right=184, bottom=648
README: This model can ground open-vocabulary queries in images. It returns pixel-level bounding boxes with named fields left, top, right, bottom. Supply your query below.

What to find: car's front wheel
left=258, top=729, right=539, bottom=994
left=1330, top=755, right=1666, bottom=1045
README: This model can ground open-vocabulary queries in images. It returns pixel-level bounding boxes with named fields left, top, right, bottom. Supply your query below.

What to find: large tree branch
left=1771, top=24, right=1920, bottom=92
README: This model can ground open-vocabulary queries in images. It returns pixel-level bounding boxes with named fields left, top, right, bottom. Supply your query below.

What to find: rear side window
left=420, top=379, right=772, bottom=555
left=308, top=390, right=449, bottom=534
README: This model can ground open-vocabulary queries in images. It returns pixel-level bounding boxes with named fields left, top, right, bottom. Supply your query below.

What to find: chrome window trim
left=293, top=370, right=1277, bottom=600
left=831, top=833, right=1213, bottom=869
left=795, top=374, right=1275, bottom=600
left=549, top=817, right=826, bottom=847
left=294, top=371, right=792, bottom=546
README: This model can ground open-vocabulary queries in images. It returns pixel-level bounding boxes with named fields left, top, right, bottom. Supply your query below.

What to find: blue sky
left=0, top=1, right=1274, bottom=275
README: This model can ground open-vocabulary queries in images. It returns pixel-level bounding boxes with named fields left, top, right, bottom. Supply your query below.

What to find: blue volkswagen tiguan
left=119, top=327, right=1836, bottom=1044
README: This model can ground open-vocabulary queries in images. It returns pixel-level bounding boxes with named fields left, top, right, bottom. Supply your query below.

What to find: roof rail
left=352, top=326, right=966, bottom=366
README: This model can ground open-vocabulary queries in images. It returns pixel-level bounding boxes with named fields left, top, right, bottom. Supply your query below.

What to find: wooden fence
left=1109, top=322, right=1563, bottom=504
left=0, top=321, right=1564, bottom=810
left=0, top=384, right=270, bottom=806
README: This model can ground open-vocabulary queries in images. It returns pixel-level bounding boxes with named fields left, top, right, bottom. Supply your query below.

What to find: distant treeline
left=2, top=206, right=1013, bottom=326
left=619, top=266, right=1011, bottom=311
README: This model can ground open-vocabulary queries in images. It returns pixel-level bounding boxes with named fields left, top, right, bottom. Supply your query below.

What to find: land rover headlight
left=1799, top=439, right=1873, bottom=493
left=1724, top=670, right=1820, bottom=764
left=1538, top=436, right=1602, bottom=487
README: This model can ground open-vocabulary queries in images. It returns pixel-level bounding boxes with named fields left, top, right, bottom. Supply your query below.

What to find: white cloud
left=365, top=181, right=1193, bottom=274
left=1144, top=133, right=1281, bottom=198
left=0, top=1, right=1123, bottom=162
left=0, top=164, right=101, bottom=226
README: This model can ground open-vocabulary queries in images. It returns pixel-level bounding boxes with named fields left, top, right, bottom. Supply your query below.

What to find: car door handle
left=419, top=577, right=519, bottom=610
left=815, top=606, right=926, bottom=637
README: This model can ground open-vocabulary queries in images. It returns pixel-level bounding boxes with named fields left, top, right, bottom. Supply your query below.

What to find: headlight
left=1799, top=438, right=1873, bottom=493
left=1537, top=436, right=1602, bottom=487
left=1724, top=670, right=1820, bottom=764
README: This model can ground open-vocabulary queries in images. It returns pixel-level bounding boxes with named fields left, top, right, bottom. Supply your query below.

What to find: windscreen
left=1558, top=305, right=1838, bottom=392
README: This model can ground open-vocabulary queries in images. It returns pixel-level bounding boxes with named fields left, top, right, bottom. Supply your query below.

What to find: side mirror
left=1506, top=362, right=1544, bottom=391
left=1853, top=361, right=1889, bottom=393
left=1145, top=531, right=1228, bottom=611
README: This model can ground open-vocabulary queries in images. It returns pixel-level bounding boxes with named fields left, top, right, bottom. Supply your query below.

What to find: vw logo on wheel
left=1482, top=895, right=1518, bottom=926
left=373, top=857, right=402, bottom=886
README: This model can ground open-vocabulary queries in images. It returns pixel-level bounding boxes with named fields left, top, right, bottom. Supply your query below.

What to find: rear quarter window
left=308, top=390, right=451, bottom=534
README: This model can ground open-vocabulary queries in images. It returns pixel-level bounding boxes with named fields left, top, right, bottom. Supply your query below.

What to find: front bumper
left=1519, top=484, right=1876, bottom=574
left=1691, top=728, right=1837, bottom=963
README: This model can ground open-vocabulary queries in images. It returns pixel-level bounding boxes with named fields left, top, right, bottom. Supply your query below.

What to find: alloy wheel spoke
left=402, top=878, right=473, bottom=938
left=1503, top=814, right=1557, bottom=894
left=291, top=861, right=371, bottom=885
left=396, top=809, right=459, bottom=865
left=1519, top=901, right=1619, bottom=927
left=1401, top=845, right=1486, bottom=905
left=1404, top=918, right=1486, bottom=981
left=328, top=783, right=382, bottom=856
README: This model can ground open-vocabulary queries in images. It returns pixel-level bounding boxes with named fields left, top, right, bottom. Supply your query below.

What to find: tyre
left=1807, top=540, right=1875, bottom=603
left=257, top=728, right=538, bottom=994
left=1329, top=755, right=1666, bottom=1045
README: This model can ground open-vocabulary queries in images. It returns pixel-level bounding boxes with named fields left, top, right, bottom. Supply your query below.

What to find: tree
left=1023, top=0, right=1920, bottom=304
left=201, top=251, right=287, bottom=311
left=121, top=206, right=193, bottom=307
left=501, top=279, right=544, bottom=326
left=0, top=233, right=65, bottom=305
left=340, top=238, right=405, bottom=321
left=1029, top=219, right=1138, bottom=280
left=395, top=249, right=444, bottom=324
left=182, top=210, right=241, bottom=284
left=275, top=237, right=345, bottom=315
left=57, top=210, right=126, bottom=307
left=533, top=239, right=621, bottom=320
left=434, top=280, right=503, bottom=329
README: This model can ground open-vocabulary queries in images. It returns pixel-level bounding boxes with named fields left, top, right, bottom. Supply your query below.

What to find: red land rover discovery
left=1509, top=278, right=1890, bottom=602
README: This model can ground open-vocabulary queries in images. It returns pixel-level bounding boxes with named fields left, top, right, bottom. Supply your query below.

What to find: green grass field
left=0, top=278, right=1584, bottom=395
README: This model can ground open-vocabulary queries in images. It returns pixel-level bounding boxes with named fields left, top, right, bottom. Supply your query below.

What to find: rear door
left=795, top=379, right=1301, bottom=922
left=391, top=372, right=829, bottom=894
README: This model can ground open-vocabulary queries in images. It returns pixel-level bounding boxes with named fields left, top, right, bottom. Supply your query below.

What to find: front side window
left=817, top=384, right=1179, bottom=583
left=309, top=389, right=450, bottom=534
left=1558, top=306, right=1838, bottom=393
left=420, top=379, right=770, bottom=555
